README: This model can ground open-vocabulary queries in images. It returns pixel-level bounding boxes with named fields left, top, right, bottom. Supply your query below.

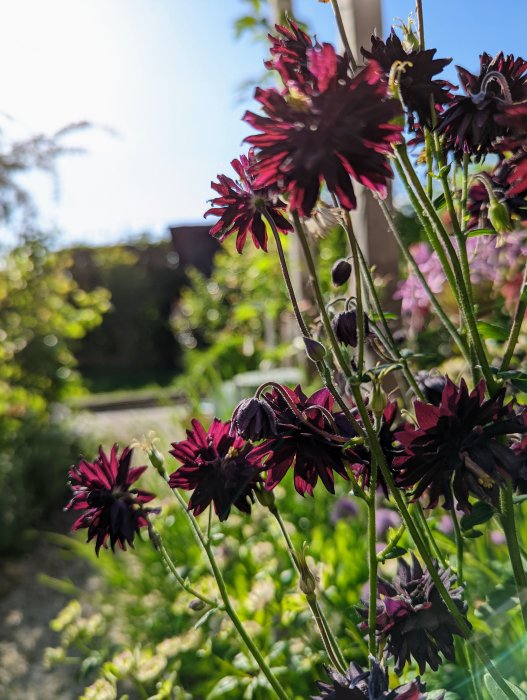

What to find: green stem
left=413, top=502, right=448, bottom=568
left=461, top=153, right=470, bottom=231
left=500, top=481, right=527, bottom=632
left=293, top=211, right=353, bottom=380
left=343, top=210, right=365, bottom=373
left=377, top=523, right=406, bottom=562
left=269, top=504, right=348, bottom=673
left=149, top=526, right=219, bottom=609
left=415, top=0, right=425, bottom=49
left=367, top=457, right=378, bottom=657
left=168, top=485, right=289, bottom=700
left=501, top=263, right=527, bottom=371
left=451, top=506, right=465, bottom=585
left=329, top=0, right=358, bottom=72
left=377, top=197, right=471, bottom=362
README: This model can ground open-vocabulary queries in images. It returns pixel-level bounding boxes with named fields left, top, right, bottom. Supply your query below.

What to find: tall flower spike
left=169, top=419, right=261, bottom=521
left=244, top=44, right=403, bottom=217
left=361, top=29, right=454, bottom=131
left=248, top=384, right=364, bottom=496
left=204, top=150, right=292, bottom=254
left=394, top=378, right=526, bottom=513
left=359, top=557, right=469, bottom=674
left=65, top=445, right=158, bottom=555
left=437, top=51, right=527, bottom=159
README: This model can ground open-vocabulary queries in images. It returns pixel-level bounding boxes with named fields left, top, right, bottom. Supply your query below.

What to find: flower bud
left=370, top=379, right=387, bottom=417
left=331, top=259, right=352, bottom=286
left=332, top=310, right=370, bottom=347
left=189, top=599, right=206, bottom=612
left=231, top=397, right=278, bottom=441
left=303, top=336, right=327, bottom=362
left=255, top=484, right=276, bottom=510
left=488, top=195, right=512, bottom=234
left=292, top=543, right=317, bottom=595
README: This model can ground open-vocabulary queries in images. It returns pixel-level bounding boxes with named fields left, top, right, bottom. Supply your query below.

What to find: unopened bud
left=255, top=484, right=276, bottom=510
left=489, top=195, right=512, bottom=234
left=147, top=446, right=165, bottom=475
left=231, top=397, right=278, bottom=441
left=303, top=336, right=327, bottom=362
left=370, top=380, right=387, bottom=417
left=189, top=599, right=206, bottom=612
left=292, top=543, right=317, bottom=595
left=331, top=259, right=352, bottom=286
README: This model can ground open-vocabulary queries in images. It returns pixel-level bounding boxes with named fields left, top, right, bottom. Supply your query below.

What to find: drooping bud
left=303, top=336, right=327, bottom=362
left=488, top=195, right=512, bottom=234
left=416, top=371, right=447, bottom=406
left=370, top=379, right=387, bottom=417
left=189, top=599, right=206, bottom=612
left=332, top=310, right=370, bottom=347
left=231, top=397, right=278, bottom=441
left=255, top=483, right=276, bottom=510
left=331, top=258, right=352, bottom=286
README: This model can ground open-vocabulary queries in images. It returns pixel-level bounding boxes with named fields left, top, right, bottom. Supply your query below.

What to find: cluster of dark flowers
left=65, top=14, right=527, bottom=699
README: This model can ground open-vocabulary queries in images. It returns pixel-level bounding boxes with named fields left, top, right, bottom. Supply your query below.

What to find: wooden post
left=336, top=0, right=400, bottom=299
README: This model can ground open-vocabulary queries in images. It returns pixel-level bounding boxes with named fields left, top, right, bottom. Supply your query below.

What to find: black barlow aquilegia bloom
left=359, top=557, right=469, bottom=674
left=231, top=396, right=278, bottom=441
left=394, top=378, right=525, bottom=513
left=169, top=419, right=261, bottom=521
left=264, top=18, right=314, bottom=91
left=332, top=310, right=370, bottom=348
left=437, top=52, right=527, bottom=158
left=65, top=445, right=158, bottom=555
left=204, top=150, right=292, bottom=254
left=361, top=30, right=454, bottom=130
left=312, top=659, right=433, bottom=699
left=331, top=258, right=352, bottom=286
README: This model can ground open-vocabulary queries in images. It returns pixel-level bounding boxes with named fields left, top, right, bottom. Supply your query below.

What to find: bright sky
left=0, top=0, right=525, bottom=246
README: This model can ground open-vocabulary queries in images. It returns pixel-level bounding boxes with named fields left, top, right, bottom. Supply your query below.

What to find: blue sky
left=0, top=0, right=525, bottom=245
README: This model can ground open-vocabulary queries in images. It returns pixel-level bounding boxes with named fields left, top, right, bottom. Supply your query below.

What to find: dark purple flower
left=353, top=402, right=400, bottom=497
left=65, top=445, right=158, bottom=555
left=312, top=659, right=432, bottom=699
left=361, top=30, right=454, bottom=130
left=204, top=151, right=292, bottom=253
left=248, top=384, right=363, bottom=496
left=394, top=379, right=525, bottom=513
left=244, top=44, right=403, bottom=217
left=264, top=18, right=314, bottom=91
left=332, top=310, right=370, bottom=348
left=169, top=419, right=260, bottom=521
left=332, top=258, right=352, bottom=286
left=437, top=52, right=527, bottom=158
left=359, top=557, right=469, bottom=674
left=231, top=397, right=278, bottom=441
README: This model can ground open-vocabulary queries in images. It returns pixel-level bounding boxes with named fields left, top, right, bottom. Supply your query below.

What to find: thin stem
left=377, top=524, right=406, bottom=562
left=461, top=153, right=470, bottom=230
left=415, top=0, right=425, bottom=49
left=167, top=483, right=289, bottom=700
left=377, top=197, right=471, bottom=362
left=451, top=506, right=465, bottom=585
left=413, top=502, right=448, bottom=568
left=499, top=481, right=527, bottom=632
left=149, top=527, right=219, bottom=608
left=343, top=210, right=365, bottom=373
left=269, top=504, right=348, bottom=673
left=293, top=211, right=353, bottom=380
left=329, top=0, right=358, bottom=73
left=501, top=263, right=527, bottom=371
left=367, top=457, right=378, bottom=656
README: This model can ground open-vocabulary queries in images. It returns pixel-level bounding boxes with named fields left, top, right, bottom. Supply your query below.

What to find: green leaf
left=207, top=676, right=243, bottom=699
left=193, top=607, right=219, bottom=630
left=463, top=528, right=484, bottom=538
left=484, top=673, right=527, bottom=699
left=476, top=321, right=508, bottom=341
left=460, top=501, right=495, bottom=530
left=466, top=227, right=495, bottom=237
left=382, top=546, right=407, bottom=560
left=513, top=494, right=527, bottom=504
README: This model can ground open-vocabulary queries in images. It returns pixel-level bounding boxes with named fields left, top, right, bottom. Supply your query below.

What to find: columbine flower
left=265, top=18, right=314, bottom=91
left=65, top=445, right=158, bottom=555
left=169, top=419, right=260, bottom=520
left=332, top=310, right=371, bottom=348
left=467, top=160, right=527, bottom=232
left=248, top=384, right=363, bottom=495
left=231, top=397, right=278, bottom=441
left=359, top=557, right=469, bottom=674
left=244, top=43, right=402, bottom=216
left=361, top=30, right=453, bottom=130
left=394, top=379, right=525, bottom=513
left=312, top=659, right=432, bottom=699
left=437, top=52, right=527, bottom=158
left=204, top=151, right=292, bottom=253
left=331, top=258, right=352, bottom=286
